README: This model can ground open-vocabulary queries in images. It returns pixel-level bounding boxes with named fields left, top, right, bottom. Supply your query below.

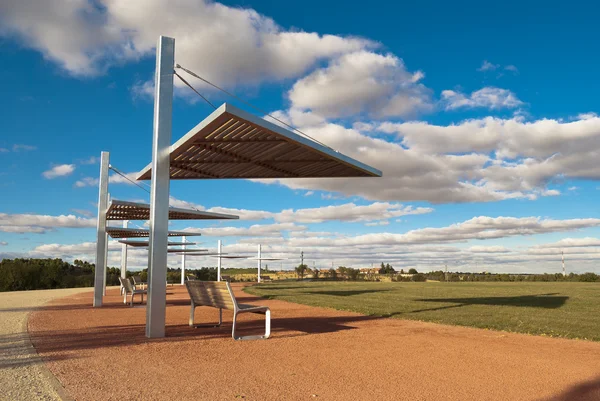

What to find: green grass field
left=245, top=281, right=600, bottom=341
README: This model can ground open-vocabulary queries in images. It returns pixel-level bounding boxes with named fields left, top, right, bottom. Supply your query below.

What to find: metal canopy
left=117, top=240, right=197, bottom=247
left=167, top=248, right=208, bottom=253
left=106, top=227, right=201, bottom=239
left=106, top=200, right=238, bottom=221
left=136, top=103, right=382, bottom=180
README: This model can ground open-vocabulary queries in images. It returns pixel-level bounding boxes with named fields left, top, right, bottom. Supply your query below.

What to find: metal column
left=146, top=36, right=175, bottom=339
left=93, top=151, right=109, bottom=307
left=180, top=236, right=186, bottom=285
left=217, top=240, right=222, bottom=281
left=257, top=244, right=261, bottom=283
left=120, top=221, right=128, bottom=279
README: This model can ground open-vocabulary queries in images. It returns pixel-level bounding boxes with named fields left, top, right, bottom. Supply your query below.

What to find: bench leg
left=189, top=305, right=223, bottom=328
left=232, top=308, right=271, bottom=341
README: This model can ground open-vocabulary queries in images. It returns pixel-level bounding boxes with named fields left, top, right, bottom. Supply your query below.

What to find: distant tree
left=295, top=264, right=308, bottom=279
left=347, top=268, right=360, bottom=281
left=329, top=268, right=338, bottom=280
left=411, top=273, right=426, bottom=282
left=379, top=263, right=395, bottom=274
left=408, top=268, right=418, bottom=274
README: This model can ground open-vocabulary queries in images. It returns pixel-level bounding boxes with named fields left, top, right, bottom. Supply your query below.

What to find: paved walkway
left=0, top=288, right=90, bottom=401
left=26, top=284, right=600, bottom=401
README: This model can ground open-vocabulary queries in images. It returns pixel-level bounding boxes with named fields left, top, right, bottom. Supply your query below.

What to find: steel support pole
left=146, top=36, right=175, bottom=339
left=93, top=151, right=109, bottom=307
left=217, top=240, right=222, bottom=281
left=120, top=221, right=128, bottom=279
left=257, top=244, right=261, bottom=283
left=103, top=232, right=108, bottom=295
left=180, top=236, right=186, bottom=285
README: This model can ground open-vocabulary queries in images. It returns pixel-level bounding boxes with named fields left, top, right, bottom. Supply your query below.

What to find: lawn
left=245, top=281, right=600, bottom=341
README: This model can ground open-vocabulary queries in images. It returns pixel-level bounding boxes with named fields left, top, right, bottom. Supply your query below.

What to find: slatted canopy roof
left=106, top=200, right=238, bottom=221
left=106, top=227, right=202, bottom=239
left=117, top=240, right=197, bottom=247
left=136, top=103, right=382, bottom=180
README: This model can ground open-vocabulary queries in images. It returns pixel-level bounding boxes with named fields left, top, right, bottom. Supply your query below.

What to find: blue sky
left=1, top=0, right=599, bottom=273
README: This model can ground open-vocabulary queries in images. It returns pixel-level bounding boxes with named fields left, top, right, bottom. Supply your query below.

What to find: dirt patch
left=28, top=284, right=600, bottom=401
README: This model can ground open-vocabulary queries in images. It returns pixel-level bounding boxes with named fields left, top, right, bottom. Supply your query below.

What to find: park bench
left=132, top=275, right=147, bottom=290
left=185, top=280, right=271, bottom=341
left=261, top=276, right=272, bottom=282
left=186, top=274, right=196, bottom=281
left=221, top=275, right=231, bottom=282
left=119, top=277, right=147, bottom=306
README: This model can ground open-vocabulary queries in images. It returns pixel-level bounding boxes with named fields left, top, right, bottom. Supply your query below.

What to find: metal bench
left=185, top=281, right=271, bottom=340
left=119, top=277, right=147, bottom=306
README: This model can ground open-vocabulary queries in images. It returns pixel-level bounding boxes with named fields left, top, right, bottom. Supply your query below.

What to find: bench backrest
left=132, top=276, right=143, bottom=285
left=186, top=281, right=236, bottom=311
left=119, top=277, right=134, bottom=293
left=186, top=275, right=196, bottom=281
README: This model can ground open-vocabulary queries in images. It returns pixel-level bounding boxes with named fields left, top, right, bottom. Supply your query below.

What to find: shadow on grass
left=411, top=293, right=568, bottom=313
left=301, top=289, right=389, bottom=297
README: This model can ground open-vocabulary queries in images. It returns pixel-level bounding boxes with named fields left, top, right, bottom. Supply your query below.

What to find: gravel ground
left=0, top=288, right=91, bottom=401
left=28, top=284, right=600, bottom=401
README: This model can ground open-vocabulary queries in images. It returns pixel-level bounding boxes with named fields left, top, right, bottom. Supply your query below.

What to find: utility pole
left=301, top=251, right=304, bottom=267
left=445, top=264, right=448, bottom=282
left=562, top=250, right=566, bottom=276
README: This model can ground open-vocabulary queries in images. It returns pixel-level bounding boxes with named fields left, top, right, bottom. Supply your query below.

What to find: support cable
left=109, top=165, right=150, bottom=194
left=174, top=71, right=217, bottom=110
left=174, top=64, right=334, bottom=150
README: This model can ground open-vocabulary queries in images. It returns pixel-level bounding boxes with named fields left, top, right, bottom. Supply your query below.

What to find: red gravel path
left=28, top=284, right=600, bottom=401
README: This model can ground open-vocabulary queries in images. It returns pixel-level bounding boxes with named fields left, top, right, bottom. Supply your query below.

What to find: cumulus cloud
left=441, top=87, right=523, bottom=110
left=289, top=51, right=432, bottom=119
left=42, top=164, right=75, bottom=179
left=258, top=113, right=600, bottom=203
left=0, top=0, right=374, bottom=87
left=0, top=241, right=7, bottom=246
left=0, top=213, right=95, bottom=234
left=185, top=222, right=304, bottom=237
left=275, top=202, right=433, bottom=224
left=530, top=237, right=600, bottom=249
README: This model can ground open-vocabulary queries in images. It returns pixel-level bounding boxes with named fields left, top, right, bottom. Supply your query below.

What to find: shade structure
left=106, top=200, right=238, bottom=221
left=106, top=227, right=201, bottom=239
left=118, top=240, right=197, bottom=247
left=166, top=248, right=208, bottom=253
left=136, top=103, right=382, bottom=180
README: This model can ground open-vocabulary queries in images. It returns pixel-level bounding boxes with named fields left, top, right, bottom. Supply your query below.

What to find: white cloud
left=74, top=177, right=99, bottom=188
left=287, top=216, right=600, bottom=248
left=261, top=113, right=598, bottom=203
left=0, top=213, right=95, bottom=234
left=12, top=144, right=36, bottom=152
left=74, top=172, right=142, bottom=188
left=42, top=164, right=75, bottom=179
left=275, top=202, right=433, bottom=224
left=289, top=51, right=432, bottom=119
left=185, top=222, right=304, bottom=237
left=530, top=237, right=600, bottom=249
left=0, top=148, right=9, bottom=153
left=477, top=60, right=499, bottom=72
left=504, top=65, right=518, bottom=74
left=441, top=87, right=523, bottom=110
left=0, top=241, right=7, bottom=246
left=0, top=0, right=374, bottom=88
left=468, top=245, right=511, bottom=253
